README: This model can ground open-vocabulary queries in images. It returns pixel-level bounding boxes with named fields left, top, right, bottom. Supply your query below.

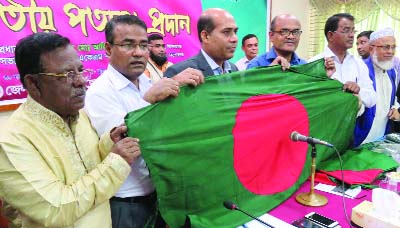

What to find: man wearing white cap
left=354, top=28, right=400, bottom=146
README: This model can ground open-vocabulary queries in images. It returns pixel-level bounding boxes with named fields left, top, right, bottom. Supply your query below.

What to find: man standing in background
left=144, top=33, right=173, bottom=83
left=235, top=34, right=259, bottom=70
left=356, top=30, right=373, bottom=59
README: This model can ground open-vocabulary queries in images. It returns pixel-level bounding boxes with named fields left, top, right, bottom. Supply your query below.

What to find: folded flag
left=317, top=147, right=399, bottom=185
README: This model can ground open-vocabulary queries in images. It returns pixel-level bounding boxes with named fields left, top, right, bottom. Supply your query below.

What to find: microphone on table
left=290, top=131, right=333, bottom=148
left=223, top=201, right=275, bottom=228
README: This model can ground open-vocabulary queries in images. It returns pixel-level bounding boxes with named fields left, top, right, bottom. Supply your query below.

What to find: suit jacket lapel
left=196, top=52, right=216, bottom=77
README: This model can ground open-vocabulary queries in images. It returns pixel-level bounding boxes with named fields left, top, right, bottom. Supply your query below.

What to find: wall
left=202, top=0, right=268, bottom=63
left=270, top=0, right=311, bottom=59
left=0, top=0, right=312, bottom=132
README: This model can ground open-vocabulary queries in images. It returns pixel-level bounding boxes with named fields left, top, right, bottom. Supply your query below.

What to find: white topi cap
left=370, top=28, right=394, bottom=41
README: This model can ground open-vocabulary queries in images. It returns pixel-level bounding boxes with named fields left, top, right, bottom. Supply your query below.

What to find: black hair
left=324, top=13, right=354, bottom=39
left=148, top=33, right=164, bottom=42
left=15, top=32, right=70, bottom=87
left=357, top=30, right=373, bottom=39
left=241, top=34, right=257, bottom=47
left=105, top=15, right=147, bottom=44
left=197, top=14, right=215, bottom=42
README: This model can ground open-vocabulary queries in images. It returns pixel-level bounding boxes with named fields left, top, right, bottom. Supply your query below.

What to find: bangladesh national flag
left=125, top=59, right=358, bottom=228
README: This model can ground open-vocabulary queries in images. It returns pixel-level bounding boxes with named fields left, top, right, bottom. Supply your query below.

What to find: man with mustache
left=309, top=13, right=376, bottom=116
left=165, top=8, right=239, bottom=77
left=0, top=32, right=138, bottom=227
left=247, top=14, right=306, bottom=70
left=235, top=34, right=259, bottom=70
left=85, top=15, right=203, bottom=228
left=354, top=28, right=400, bottom=146
left=144, top=33, right=173, bottom=83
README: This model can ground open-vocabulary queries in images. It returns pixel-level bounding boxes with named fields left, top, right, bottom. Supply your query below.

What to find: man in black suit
left=165, top=8, right=239, bottom=77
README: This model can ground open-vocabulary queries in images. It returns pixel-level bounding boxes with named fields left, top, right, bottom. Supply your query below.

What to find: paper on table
left=315, top=183, right=362, bottom=199
left=237, top=213, right=296, bottom=228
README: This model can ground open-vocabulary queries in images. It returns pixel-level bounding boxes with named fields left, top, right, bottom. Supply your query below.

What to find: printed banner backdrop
left=0, top=0, right=202, bottom=107
left=125, top=60, right=359, bottom=228
left=0, top=0, right=268, bottom=110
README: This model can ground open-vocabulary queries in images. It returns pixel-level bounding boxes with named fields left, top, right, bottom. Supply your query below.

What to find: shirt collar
left=267, top=47, right=303, bottom=65
left=107, top=64, right=151, bottom=91
left=373, top=63, right=389, bottom=74
left=201, top=49, right=232, bottom=73
left=24, top=96, right=78, bottom=129
left=323, top=46, right=353, bottom=63
left=242, top=56, right=250, bottom=63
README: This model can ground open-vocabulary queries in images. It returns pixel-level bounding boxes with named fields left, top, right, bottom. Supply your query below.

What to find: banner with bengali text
left=0, top=0, right=202, bottom=108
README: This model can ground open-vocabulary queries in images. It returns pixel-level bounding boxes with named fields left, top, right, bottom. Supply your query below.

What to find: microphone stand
left=296, top=143, right=328, bottom=206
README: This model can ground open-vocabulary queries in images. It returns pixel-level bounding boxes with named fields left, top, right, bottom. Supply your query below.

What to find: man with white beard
left=354, top=28, right=400, bottom=146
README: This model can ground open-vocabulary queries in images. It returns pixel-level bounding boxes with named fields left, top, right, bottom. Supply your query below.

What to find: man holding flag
left=85, top=15, right=203, bottom=228
left=354, top=28, right=400, bottom=146
left=165, top=8, right=239, bottom=77
left=309, top=13, right=376, bottom=111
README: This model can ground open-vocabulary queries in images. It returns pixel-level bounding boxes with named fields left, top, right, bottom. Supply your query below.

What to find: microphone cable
left=332, top=146, right=355, bottom=228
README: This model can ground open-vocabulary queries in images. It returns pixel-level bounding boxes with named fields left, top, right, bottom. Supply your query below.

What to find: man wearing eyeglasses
left=309, top=13, right=376, bottom=118
left=247, top=14, right=306, bottom=70
left=85, top=15, right=203, bottom=228
left=247, top=14, right=335, bottom=75
left=144, top=33, right=173, bottom=83
left=0, top=32, right=139, bottom=227
left=354, top=28, right=400, bottom=146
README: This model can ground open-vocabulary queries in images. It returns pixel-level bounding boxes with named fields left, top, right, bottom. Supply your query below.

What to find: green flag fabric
left=319, top=148, right=398, bottom=172
left=125, top=59, right=359, bottom=228
left=316, top=146, right=399, bottom=186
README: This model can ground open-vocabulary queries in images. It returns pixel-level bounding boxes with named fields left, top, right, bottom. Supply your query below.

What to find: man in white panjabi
left=354, top=28, right=400, bottom=146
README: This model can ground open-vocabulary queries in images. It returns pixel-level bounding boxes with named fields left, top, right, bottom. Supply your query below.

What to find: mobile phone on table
left=304, top=212, right=339, bottom=228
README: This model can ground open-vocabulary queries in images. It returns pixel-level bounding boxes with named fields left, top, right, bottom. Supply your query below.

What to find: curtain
left=308, top=0, right=400, bottom=58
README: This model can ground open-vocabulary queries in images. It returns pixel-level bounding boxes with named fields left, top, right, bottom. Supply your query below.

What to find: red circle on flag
left=232, top=94, right=309, bottom=194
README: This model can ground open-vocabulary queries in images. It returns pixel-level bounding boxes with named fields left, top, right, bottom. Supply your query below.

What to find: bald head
left=202, top=8, right=233, bottom=17
left=269, top=14, right=302, bottom=57
left=270, top=14, right=301, bottom=32
left=197, top=8, right=238, bottom=66
left=197, top=8, right=236, bottom=42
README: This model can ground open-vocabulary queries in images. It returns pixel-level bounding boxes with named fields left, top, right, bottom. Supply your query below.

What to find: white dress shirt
left=235, top=56, right=250, bottom=71
left=309, top=47, right=376, bottom=108
left=85, top=64, right=154, bottom=198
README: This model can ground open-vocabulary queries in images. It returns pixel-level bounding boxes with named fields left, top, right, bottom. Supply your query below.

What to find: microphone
left=223, top=201, right=275, bottom=228
left=290, top=131, right=333, bottom=148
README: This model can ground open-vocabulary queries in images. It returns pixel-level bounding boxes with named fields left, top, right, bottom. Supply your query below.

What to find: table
left=269, top=181, right=373, bottom=227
